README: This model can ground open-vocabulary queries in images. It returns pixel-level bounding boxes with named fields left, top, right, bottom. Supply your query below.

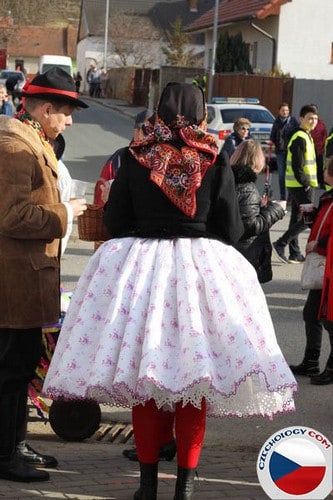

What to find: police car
left=206, top=97, right=275, bottom=160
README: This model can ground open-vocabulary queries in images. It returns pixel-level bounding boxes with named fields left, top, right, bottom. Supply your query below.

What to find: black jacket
left=270, top=115, right=299, bottom=153
left=232, top=164, right=285, bottom=282
left=104, top=147, right=244, bottom=246
left=221, top=132, right=250, bottom=158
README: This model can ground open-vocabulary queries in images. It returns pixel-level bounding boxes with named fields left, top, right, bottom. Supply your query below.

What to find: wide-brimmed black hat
left=22, top=67, right=88, bottom=108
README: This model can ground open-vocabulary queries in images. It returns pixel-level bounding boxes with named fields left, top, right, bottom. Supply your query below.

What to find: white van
left=38, top=55, right=73, bottom=76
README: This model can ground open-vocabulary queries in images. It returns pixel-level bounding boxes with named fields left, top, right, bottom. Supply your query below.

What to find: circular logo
left=257, top=426, right=332, bottom=499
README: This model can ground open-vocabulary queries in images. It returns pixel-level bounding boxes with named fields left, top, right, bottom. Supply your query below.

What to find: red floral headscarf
left=130, top=83, right=218, bottom=218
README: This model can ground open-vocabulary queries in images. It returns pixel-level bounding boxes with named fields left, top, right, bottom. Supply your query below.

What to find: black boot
left=123, top=439, right=177, bottom=462
left=15, top=386, right=58, bottom=468
left=310, top=367, right=333, bottom=385
left=133, top=462, right=158, bottom=500
left=174, top=466, right=196, bottom=500
left=311, top=352, right=333, bottom=385
left=289, top=349, right=320, bottom=376
left=0, top=392, right=49, bottom=482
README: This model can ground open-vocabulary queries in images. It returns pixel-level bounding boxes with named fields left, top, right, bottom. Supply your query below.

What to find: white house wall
left=278, top=0, right=333, bottom=80
left=230, top=19, right=278, bottom=74
left=205, top=17, right=278, bottom=74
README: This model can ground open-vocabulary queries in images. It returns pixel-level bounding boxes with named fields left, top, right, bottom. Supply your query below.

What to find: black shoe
left=310, top=368, right=333, bottom=385
left=288, top=254, right=305, bottom=264
left=123, top=439, right=176, bottom=462
left=15, top=442, right=58, bottom=468
left=289, top=360, right=320, bottom=376
left=0, top=456, right=50, bottom=482
left=273, top=242, right=288, bottom=263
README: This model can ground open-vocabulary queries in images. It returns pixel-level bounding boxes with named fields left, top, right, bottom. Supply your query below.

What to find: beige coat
left=0, top=116, right=68, bottom=328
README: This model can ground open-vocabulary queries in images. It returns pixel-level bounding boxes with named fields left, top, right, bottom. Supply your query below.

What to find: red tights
left=132, top=399, right=206, bottom=468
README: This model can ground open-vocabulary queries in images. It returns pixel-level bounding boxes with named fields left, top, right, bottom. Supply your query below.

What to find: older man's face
left=41, top=103, right=76, bottom=140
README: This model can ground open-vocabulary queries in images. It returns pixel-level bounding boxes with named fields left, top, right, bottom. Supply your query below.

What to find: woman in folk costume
left=44, top=83, right=297, bottom=499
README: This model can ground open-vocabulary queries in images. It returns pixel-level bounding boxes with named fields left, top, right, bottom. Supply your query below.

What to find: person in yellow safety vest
left=273, top=104, right=318, bottom=264
left=315, top=129, right=333, bottom=194
left=192, top=74, right=207, bottom=93
left=325, top=128, right=333, bottom=160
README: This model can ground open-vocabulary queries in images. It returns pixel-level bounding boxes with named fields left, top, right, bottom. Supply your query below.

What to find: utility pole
left=207, top=0, right=219, bottom=103
left=103, top=0, right=110, bottom=69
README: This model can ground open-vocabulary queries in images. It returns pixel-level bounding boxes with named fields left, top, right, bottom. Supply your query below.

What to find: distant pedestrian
left=74, top=71, right=82, bottom=94
left=100, top=68, right=108, bottom=98
left=192, top=73, right=207, bottom=92
left=270, top=102, right=299, bottom=201
left=87, top=65, right=101, bottom=97
left=273, top=104, right=318, bottom=264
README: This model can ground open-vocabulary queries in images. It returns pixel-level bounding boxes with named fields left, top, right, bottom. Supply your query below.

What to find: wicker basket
left=78, top=204, right=111, bottom=242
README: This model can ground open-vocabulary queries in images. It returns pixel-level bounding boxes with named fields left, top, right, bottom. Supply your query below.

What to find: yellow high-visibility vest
left=285, top=130, right=317, bottom=188
left=325, top=133, right=333, bottom=158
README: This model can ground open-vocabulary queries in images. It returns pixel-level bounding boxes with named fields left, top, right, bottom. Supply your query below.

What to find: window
left=252, top=42, right=258, bottom=69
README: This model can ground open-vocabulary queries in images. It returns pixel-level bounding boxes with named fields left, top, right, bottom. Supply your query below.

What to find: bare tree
left=162, top=17, right=197, bottom=67
left=0, top=0, right=76, bottom=25
left=108, top=11, right=160, bottom=68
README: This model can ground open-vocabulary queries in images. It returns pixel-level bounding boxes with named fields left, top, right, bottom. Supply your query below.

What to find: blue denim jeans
left=276, top=151, right=287, bottom=200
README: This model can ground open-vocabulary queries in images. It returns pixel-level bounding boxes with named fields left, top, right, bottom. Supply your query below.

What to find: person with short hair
left=270, top=102, right=299, bottom=201
left=221, top=117, right=252, bottom=157
left=273, top=104, right=319, bottom=264
left=0, top=67, right=88, bottom=483
left=87, top=65, right=101, bottom=97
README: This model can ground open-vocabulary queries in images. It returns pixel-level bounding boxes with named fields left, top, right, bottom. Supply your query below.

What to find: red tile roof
left=187, top=0, right=290, bottom=31
left=7, top=25, right=78, bottom=59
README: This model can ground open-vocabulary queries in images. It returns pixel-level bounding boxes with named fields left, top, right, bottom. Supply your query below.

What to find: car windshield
left=41, top=64, right=71, bottom=75
left=220, top=108, right=274, bottom=124
left=0, top=71, right=24, bottom=81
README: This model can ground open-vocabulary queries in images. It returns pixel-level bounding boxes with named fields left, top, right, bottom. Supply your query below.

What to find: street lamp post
left=103, top=0, right=110, bottom=69
left=207, top=0, right=219, bottom=103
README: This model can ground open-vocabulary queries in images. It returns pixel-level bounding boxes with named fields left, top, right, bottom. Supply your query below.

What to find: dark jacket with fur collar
left=232, top=163, right=285, bottom=282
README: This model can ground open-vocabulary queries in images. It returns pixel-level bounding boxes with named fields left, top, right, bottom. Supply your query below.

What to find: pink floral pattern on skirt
left=44, top=237, right=297, bottom=418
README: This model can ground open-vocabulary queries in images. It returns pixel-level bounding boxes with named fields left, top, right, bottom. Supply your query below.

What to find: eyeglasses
left=240, top=127, right=250, bottom=131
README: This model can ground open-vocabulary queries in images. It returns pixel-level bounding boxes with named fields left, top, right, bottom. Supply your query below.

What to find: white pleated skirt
left=44, top=237, right=297, bottom=418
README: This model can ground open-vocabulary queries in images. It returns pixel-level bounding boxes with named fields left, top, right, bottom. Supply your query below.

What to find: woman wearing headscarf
left=44, top=83, right=297, bottom=500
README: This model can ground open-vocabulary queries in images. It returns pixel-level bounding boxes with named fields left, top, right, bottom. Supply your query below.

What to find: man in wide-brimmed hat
left=0, top=67, right=88, bottom=483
